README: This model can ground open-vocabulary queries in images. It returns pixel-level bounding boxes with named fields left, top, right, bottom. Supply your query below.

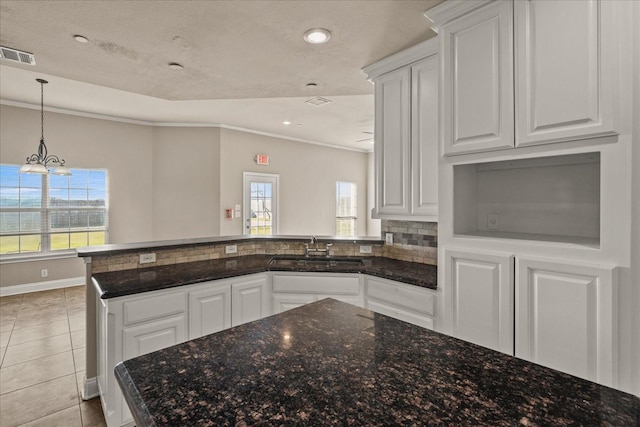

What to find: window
left=336, top=181, right=357, bottom=236
left=0, top=165, right=108, bottom=256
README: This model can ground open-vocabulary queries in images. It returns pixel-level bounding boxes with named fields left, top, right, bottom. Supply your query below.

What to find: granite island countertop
left=93, top=255, right=437, bottom=299
left=115, top=299, right=639, bottom=426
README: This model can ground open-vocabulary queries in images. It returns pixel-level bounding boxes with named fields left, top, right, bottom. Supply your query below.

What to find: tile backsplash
left=381, top=220, right=437, bottom=265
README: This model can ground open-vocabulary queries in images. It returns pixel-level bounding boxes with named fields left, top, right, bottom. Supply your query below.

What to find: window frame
left=335, top=181, right=358, bottom=237
left=0, top=164, right=109, bottom=262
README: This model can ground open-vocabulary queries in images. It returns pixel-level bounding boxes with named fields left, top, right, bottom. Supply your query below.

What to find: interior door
left=243, top=172, right=279, bottom=235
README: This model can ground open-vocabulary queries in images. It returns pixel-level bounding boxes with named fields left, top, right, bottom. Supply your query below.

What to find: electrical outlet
left=139, top=253, right=156, bottom=264
left=225, top=245, right=238, bottom=254
left=385, top=233, right=394, bottom=245
left=41, top=269, right=48, bottom=278
left=359, top=245, right=372, bottom=254
left=487, top=213, right=500, bottom=231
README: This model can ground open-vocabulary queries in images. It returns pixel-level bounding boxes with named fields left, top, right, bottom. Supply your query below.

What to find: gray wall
left=0, top=105, right=372, bottom=289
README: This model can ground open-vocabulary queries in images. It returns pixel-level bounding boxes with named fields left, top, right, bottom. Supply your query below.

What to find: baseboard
left=82, top=376, right=100, bottom=400
left=0, top=277, right=85, bottom=297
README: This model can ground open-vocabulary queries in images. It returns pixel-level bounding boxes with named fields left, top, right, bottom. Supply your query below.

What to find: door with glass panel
left=243, top=172, right=278, bottom=235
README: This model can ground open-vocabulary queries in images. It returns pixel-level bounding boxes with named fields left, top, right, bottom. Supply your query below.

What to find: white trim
left=362, top=37, right=439, bottom=80
left=0, top=100, right=370, bottom=153
left=0, top=251, right=78, bottom=265
left=0, top=276, right=85, bottom=297
left=82, top=376, right=100, bottom=401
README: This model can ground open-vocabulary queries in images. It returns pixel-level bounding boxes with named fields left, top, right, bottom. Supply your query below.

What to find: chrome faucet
left=305, top=235, right=333, bottom=257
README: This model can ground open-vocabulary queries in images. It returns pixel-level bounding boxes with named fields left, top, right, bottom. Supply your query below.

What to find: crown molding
left=0, top=99, right=371, bottom=153
left=425, top=0, right=495, bottom=31
left=362, top=37, right=439, bottom=80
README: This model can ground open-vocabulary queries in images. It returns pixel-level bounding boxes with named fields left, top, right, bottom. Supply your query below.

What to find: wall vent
left=305, top=96, right=332, bottom=107
left=0, top=46, right=36, bottom=65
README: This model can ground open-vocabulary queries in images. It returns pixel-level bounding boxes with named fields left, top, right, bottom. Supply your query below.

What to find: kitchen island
left=115, top=299, right=639, bottom=426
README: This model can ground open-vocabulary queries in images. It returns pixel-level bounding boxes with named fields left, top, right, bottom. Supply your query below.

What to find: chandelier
left=19, top=79, right=71, bottom=175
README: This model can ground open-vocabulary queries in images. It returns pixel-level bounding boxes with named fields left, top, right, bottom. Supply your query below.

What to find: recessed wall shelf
left=453, top=152, right=601, bottom=248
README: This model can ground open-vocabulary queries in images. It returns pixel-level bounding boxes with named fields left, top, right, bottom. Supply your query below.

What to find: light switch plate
left=385, top=233, right=393, bottom=245
left=225, top=245, right=238, bottom=254
left=487, top=213, right=499, bottom=230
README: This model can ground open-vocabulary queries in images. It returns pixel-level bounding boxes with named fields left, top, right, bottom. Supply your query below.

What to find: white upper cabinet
left=427, top=0, right=617, bottom=156
left=374, top=67, right=412, bottom=215
left=363, top=38, right=439, bottom=220
left=438, top=0, right=514, bottom=155
left=411, top=56, right=439, bottom=217
left=515, top=0, right=616, bottom=146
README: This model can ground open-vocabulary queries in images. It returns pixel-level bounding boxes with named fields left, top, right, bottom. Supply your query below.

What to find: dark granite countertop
left=93, top=255, right=437, bottom=299
left=115, top=299, right=639, bottom=427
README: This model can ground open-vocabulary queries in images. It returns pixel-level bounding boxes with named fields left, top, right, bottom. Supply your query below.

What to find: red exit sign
left=256, top=154, right=269, bottom=165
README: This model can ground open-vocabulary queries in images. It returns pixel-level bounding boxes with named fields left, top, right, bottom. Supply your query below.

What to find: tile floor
left=0, top=286, right=107, bottom=426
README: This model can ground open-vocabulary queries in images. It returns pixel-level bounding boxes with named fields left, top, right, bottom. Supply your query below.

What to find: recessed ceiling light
left=283, top=121, right=291, bottom=125
left=303, top=28, right=331, bottom=44
left=168, top=62, right=184, bottom=71
left=74, top=35, right=89, bottom=43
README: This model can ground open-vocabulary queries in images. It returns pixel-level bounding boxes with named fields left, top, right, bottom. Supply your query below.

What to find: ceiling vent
left=305, top=96, right=332, bottom=107
left=0, top=46, right=36, bottom=65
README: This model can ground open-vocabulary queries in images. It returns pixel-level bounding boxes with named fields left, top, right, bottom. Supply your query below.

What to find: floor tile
left=71, top=329, right=86, bottom=349
left=13, top=311, right=67, bottom=330
left=3, top=334, right=72, bottom=367
left=73, top=347, right=86, bottom=373
left=17, top=406, right=82, bottom=427
left=68, top=314, right=86, bottom=332
left=0, top=314, right=17, bottom=332
left=0, top=346, right=5, bottom=366
left=80, top=397, right=107, bottom=427
left=0, top=330, right=10, bottom=347
left=0, top=374, right=78, bottom=426
left=67, top=306, right=86, bottom=318
left=75, top=371, right=85, bottom=399
left=1, top=351, right=75, bottom=394
left=8, top=319, right=69, bottom=346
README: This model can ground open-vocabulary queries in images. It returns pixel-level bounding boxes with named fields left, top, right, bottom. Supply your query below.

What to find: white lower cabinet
left=188, top=281, right=231, bottom=339
left=231, top=275, right=271, bottom=326
left=442, top=250, right=618, bottom=387
left=444, top=249, right=514, bottom=354
left=516, top=257, right=617, bottom=387
left=96, top=285, right=188, bottom=427
left=365, top=277, right=436, bottom=330
left=271, top=273, right=364, bottom=314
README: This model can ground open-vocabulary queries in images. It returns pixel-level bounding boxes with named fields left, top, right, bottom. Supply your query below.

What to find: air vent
left=0, top=46, right=36, bottom=65
left=305, top=96, right=332, bottom=107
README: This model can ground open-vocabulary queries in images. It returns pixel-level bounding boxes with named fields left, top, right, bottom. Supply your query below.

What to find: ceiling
left=0, top=0, right=441, bottom=151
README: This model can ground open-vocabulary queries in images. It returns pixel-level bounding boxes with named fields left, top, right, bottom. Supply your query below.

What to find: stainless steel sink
left=268, top=256, right=364, bottom=267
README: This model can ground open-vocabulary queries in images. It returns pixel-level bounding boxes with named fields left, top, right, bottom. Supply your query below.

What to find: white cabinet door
left=188, top=282, right=231, bottom=339
left=515, top=0, right=616, bottom=147
left=440, top=0, right=514, bottom=155
left=122, top=315, right=187, bottom=360
left=445, top=250, right=514, bottom=354
left=411, top=54, right=439, bottom=218
left=231, top=275, right=271, bottom=326
left=272, top=294, right=317, bottom=314
left=516, top=258, right=617, bottom=387
left=374, top=67, right=411, bottom=215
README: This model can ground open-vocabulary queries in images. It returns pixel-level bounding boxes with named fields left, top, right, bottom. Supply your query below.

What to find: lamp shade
left=52, top=166, right=72, bottom=176
left=24, top=163, right=48, bottom=174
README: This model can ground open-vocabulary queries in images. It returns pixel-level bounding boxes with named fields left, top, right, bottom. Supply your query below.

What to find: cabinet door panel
left=515, top=0, right=615, bottom=146
left=441, top=1, right=514, bottom=155
left=516, top=258, right=616, bottom=386
left=272, top=294, right=316, bottom=314
left=374, top=68, right=411, bottom=214
left=367, top=300, right=434, bottom=330
left=123, top=315, right=186, bottom=360
left=411, top=55, right=439, bottom=218
left=445, top=250, right=514, bottom=354
left=231, top=276, right=270, bottom=326
left=188, top=284, right=231, bottom=339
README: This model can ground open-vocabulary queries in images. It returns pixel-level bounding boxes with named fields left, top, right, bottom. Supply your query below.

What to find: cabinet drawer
left=367, top=300, right=434, bottom=330
left=367, top=279, right=434, bottom=316
left=123, top=291, right=186, bottom=326
left=272, top=274, right=360, bottom=295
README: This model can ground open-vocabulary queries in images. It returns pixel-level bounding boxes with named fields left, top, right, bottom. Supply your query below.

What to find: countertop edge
left=114, top=362, right=157, bottom=427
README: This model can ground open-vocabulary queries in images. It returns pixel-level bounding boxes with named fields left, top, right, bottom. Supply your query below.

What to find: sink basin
left=268, top=256, right=365, bottom=267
